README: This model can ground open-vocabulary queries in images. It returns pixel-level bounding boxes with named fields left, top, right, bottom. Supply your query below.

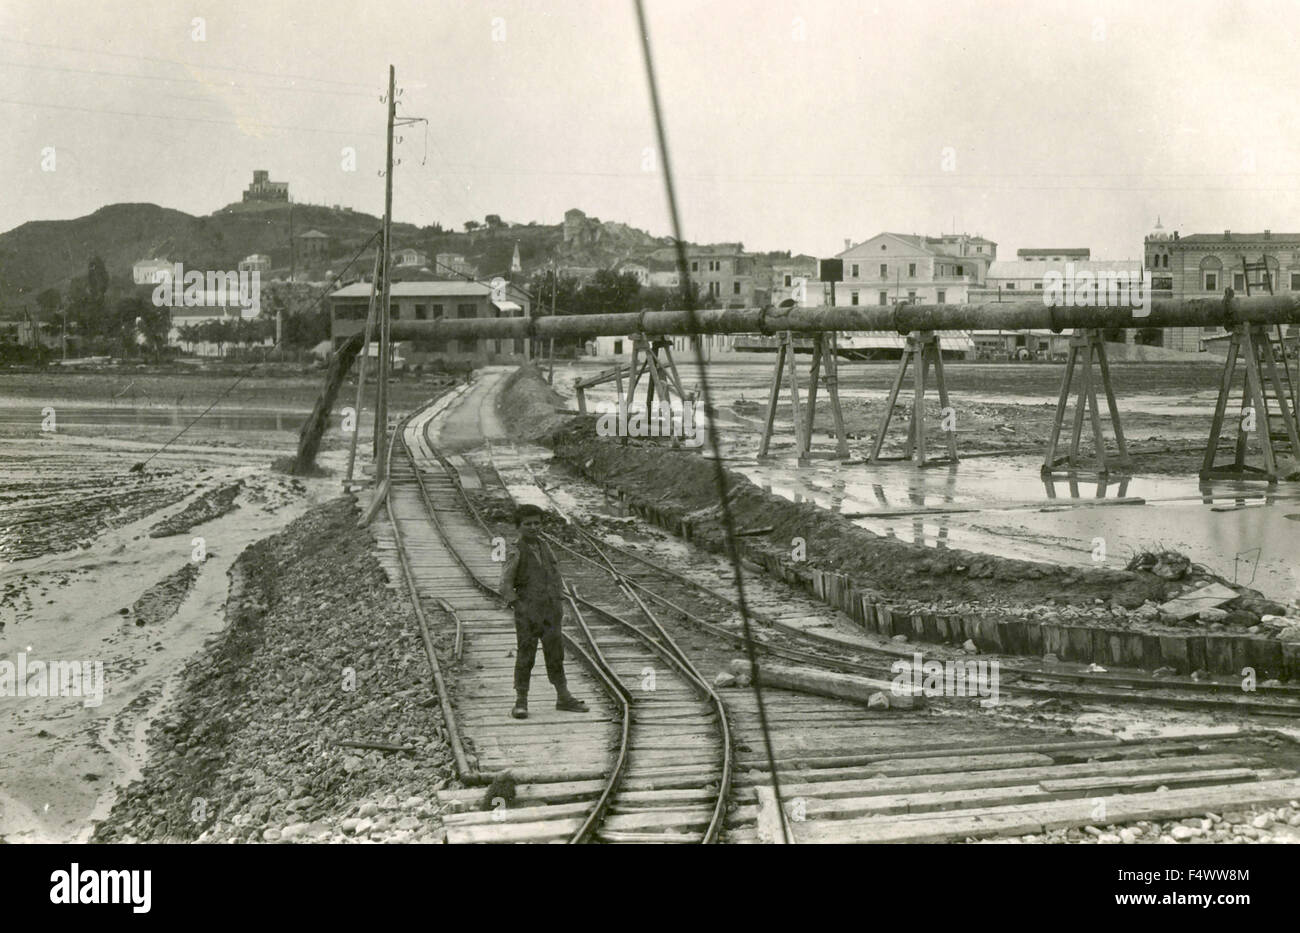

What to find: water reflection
left=1042, top=474, right=1132, bottom=499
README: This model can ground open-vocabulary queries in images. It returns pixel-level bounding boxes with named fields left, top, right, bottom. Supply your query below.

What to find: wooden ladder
left=1235, top=257, right=1300, bottom=466
left=1201, top=268, right=1300, bottom=481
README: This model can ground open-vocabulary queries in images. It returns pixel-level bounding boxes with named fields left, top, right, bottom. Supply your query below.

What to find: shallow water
left=0, top=403, right=309, bottom=434
left=738, top=454, right=1300, bottom=599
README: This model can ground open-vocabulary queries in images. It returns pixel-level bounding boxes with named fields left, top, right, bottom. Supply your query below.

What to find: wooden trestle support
left=867, top=331, right=956, bottom=467
left=1042, top=329, right=1130, bottom=476
left=757, top=331, right=850, bottom=462
left=1200, top=323, right=1300, bottom=483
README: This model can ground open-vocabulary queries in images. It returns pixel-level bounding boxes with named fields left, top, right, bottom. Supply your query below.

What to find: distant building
left=980, top=254, right=1145, bottom=351
left=0, top=310, right=58, bottom=349
left=168, top=291, right=264, bottom=356
left=295, top=230, right=330, bottom=261
left=613, top=260, right=649, bottom=286
left=590, top=333, right=740, bottom=361
left=834, top=232, right=996, bottom=306
left=392, top=248, right=429, bottom=268
left=1143, top=222, right=1300, bottom=352
left=984, top=259, right=1141, bottom=295
left=132, top=258, right=172, bottom=285
left=238, top=254, right=272, bottom=275
left=686, top=244, right=761, bottom=309
left=434, top=252, right=478, bottom=279
left=1015, top=248, right=1090, bottom=262
left=771, top=257, right=821, bottom=307
left=646, top=258, right=680, bottom=290
left=328, top=280, right=532, bottom=362
left=1144, top=218, right=1175, bottom=292
left=242, top=170, right=289, bottom=202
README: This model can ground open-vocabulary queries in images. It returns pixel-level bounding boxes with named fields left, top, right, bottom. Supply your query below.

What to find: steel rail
left=485, top=430, right=1300, bottom=716
left=482, top=438, right=732, bottom=843
left=543, top=531, right=896, bottom=672
left=398, top=394, right=633, bottom=836
left=544, top=521, right=1300, bottom=715
left=548, top=524, right=733, bottom=844
left=381, top=397, right=475, bottom=781
left=565, top=590, right=732, bottom=844
left=563, top=588, right=633, bottom=845
left=562, top=522, right=1300, bottom=697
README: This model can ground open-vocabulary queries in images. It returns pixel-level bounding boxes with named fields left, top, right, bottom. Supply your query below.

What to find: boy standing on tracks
left=499, top=503, right=589, bottom=719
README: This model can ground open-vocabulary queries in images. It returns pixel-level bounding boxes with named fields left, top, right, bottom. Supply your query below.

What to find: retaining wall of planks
left=570, top=469, right=1299, bottom=683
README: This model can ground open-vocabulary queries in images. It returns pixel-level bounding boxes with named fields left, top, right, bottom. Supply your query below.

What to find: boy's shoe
left=511, top=694, right=528, bottom=719
left=555, top=692, right=588, bottom=713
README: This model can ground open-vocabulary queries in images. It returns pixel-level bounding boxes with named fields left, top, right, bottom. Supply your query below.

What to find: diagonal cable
left=632, top=0, right=790, bottom=842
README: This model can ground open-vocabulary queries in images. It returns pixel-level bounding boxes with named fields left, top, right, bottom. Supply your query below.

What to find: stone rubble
left=92, top=498, right=459, bottom=844
left=981, top=802, right=1300, bottom=844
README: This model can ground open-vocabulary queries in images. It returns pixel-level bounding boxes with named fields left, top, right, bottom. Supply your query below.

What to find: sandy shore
left=0, top=419, right=349, bottom=842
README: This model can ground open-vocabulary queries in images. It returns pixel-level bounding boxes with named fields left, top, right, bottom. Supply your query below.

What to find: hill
left=0, top=201, right=690, bottom=308
left=0, top=202, right=421, bottom=306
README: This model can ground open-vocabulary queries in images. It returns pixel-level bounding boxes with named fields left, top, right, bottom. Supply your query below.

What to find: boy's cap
left=514, top=503, right=546, bottom=524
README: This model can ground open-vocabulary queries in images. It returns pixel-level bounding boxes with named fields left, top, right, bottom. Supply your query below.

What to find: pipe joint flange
left=1048, top=304, right=1064, bottom=335
left=1222, top=288, right=1236, bottom=329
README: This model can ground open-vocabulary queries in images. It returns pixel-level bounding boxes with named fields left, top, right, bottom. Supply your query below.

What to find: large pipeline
left=387, top=292, right=1300, bottom=342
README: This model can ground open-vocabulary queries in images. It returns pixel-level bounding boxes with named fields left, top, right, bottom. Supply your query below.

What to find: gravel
left=980, top=802, right=1300, bottom=845
left=92, top=496, right=459, bottom=844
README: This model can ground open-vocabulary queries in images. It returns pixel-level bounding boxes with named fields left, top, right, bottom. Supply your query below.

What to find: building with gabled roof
left=295, top=230, right=330, bottom=261
left=834, top=231, right=996, bottom=307
left=328, top=279, right=531, bottom=361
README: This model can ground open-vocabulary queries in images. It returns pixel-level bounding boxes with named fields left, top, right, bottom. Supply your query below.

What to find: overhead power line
left=0, top=36, right=374, bottom=90
left=0, top=58, right=376, bottom=99
left=0, top=96, right=378, bottom=137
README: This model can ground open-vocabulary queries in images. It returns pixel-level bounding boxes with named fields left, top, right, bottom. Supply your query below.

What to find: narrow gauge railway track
left=456, top=434, right=1300, bottom=843
left=388, top=393, right=730, bottom=842
left=465, top=436, right=1300, bottom=843
left=477, top=437, right=1300, bottom=719
left=554, top=529, right=1300, bottom=716
left=396, top=387, right=1300, bottom=843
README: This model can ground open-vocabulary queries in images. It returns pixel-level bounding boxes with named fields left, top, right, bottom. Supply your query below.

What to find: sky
left=5, top=0, right=1300, bottom=260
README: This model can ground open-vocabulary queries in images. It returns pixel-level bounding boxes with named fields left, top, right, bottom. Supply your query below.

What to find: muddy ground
left=0, top=366, right=372, bottom=842
left=554, top=357, right=1294, bottom=476
left=93, top=498, right=454, bottom=844
left=491, top=365, right=1298, bottom=648
left=0, top=363, right=456, bottom=414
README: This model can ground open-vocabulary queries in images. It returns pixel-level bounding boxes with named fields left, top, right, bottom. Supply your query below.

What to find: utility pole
left=548, top=266, right=556, bottom=383
left=346, top=249, right=382, bottom=487
left=373, top=64, right=396, bottom=480
left=289, top=198, right=295, bottom=285
left=524, top=283, right=533, bottom=363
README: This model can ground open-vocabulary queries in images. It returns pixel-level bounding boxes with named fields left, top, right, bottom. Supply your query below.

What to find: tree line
left=24, top=257, right=332, bottom=359
left=524, top=268, right=700, bottom=317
